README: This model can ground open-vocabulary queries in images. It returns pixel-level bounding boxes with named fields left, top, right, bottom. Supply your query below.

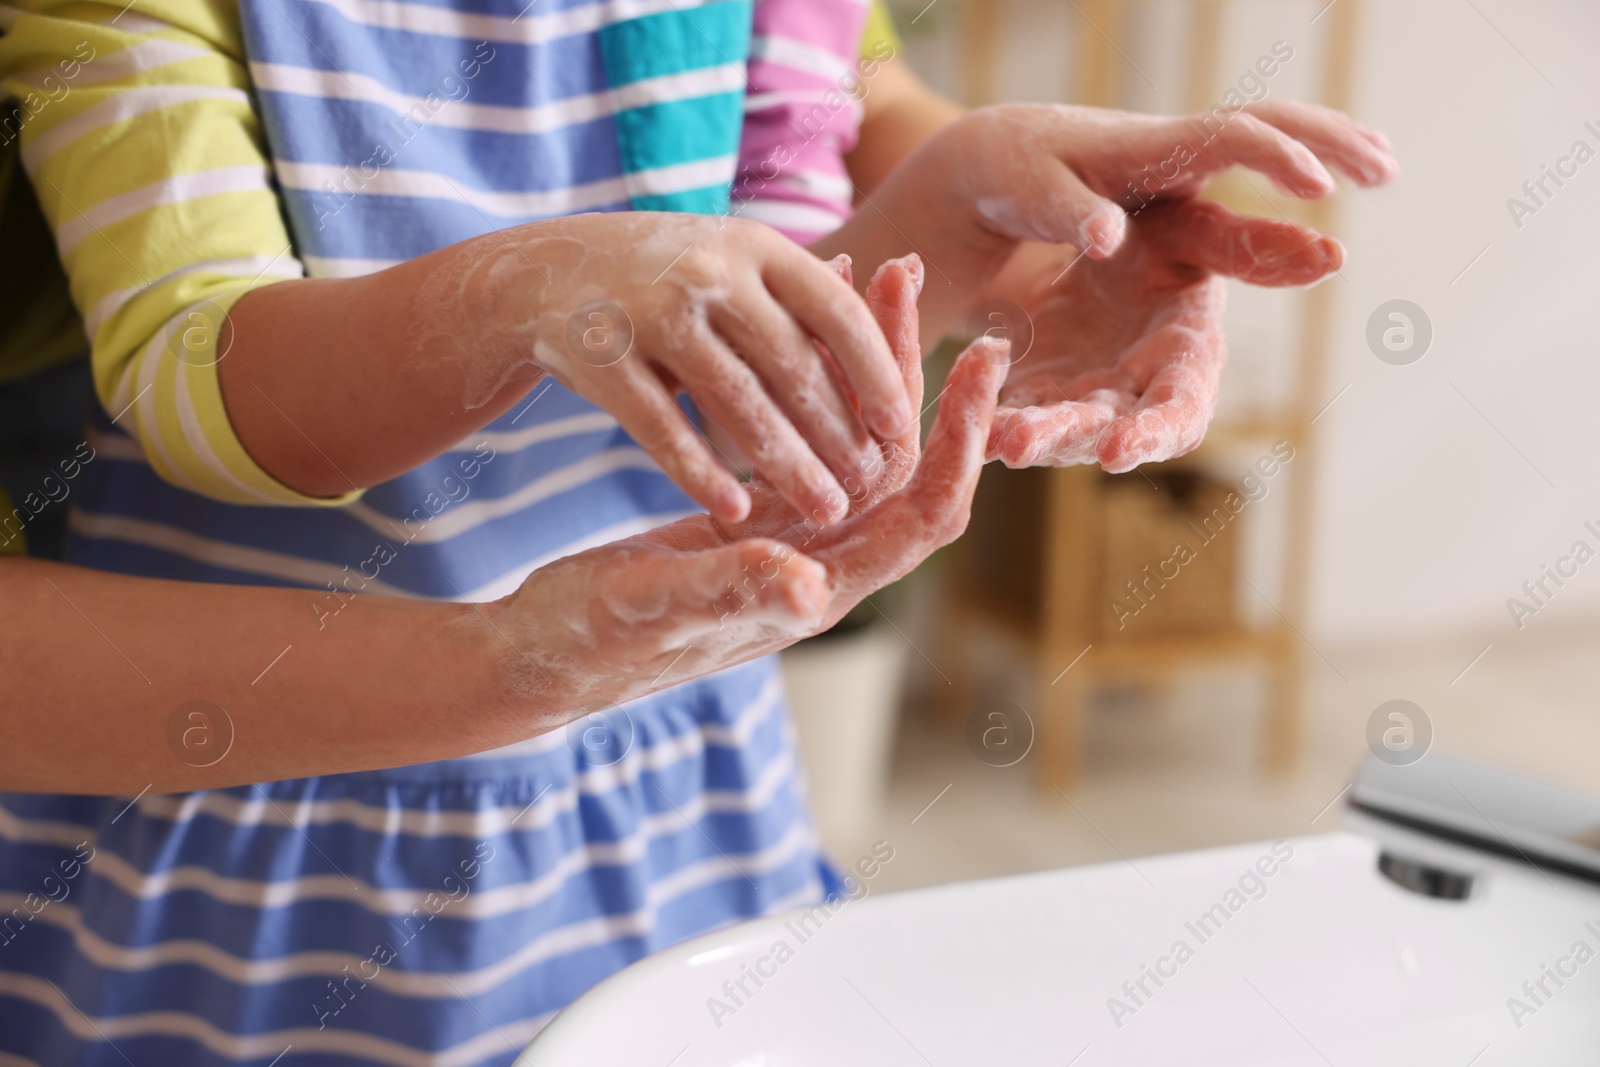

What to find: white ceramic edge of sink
left=512, top=906, right=795, bottom=1065
left=513, top=830, right=1369, bottom=1065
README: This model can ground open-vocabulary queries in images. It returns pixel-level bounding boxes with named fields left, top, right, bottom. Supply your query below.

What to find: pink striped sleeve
left=732, top=0, right=874, bottom=244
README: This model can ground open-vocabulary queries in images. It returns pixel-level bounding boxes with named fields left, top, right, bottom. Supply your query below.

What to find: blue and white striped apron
left=0, top=2, right=835, bottom=1063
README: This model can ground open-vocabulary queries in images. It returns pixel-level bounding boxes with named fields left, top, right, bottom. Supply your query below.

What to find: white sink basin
left=518, top=831, right=1600, bottom=1065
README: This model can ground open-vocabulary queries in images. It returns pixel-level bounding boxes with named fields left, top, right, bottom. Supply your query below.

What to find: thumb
left=696, top=539, right=830, bottom=634
left=977, top=158, right=1128, bottom=257
left=824, top=252, right=854, bottom=288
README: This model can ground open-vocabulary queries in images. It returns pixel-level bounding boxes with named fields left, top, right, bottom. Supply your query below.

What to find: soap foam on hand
left=986, top=196, right=1342, bottom=474
left=477, top=257, right=1007, bottom=729
left=889, top=97, right=1387, bottom=474
left=404, top=212, right=910, bottom=530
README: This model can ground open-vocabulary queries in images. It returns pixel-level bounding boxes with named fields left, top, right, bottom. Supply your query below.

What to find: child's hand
left=449, top=213, right=914, bottom=525
left=483, top=257, right=1005, bottom=721
left=851, top=101, right=1395, bottom=471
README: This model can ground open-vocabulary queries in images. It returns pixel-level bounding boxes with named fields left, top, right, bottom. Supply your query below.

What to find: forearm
left=0, top=558, right=525, bottom=794
left=814, top=69, right=1006, bottom=343
left=813, top=148, right=1016, bottom=345
left=843, top=62, right=965, bottom=195
left=219, top=232, right=552, bottom=498
left=222, top=211, right=905, bottom=519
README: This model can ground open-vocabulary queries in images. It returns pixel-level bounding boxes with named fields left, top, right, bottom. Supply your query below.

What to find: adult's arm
left=845, top=56, right=964, bottom=197
left=814, top=61, right=980, bottom=341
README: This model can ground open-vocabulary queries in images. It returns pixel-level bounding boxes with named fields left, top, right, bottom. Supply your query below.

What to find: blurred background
left=780, top=0, right=1600, bottom=891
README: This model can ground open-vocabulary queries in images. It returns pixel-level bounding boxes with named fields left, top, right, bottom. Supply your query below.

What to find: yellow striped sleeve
left=0, top=0, right=359, bottom=505
left=861, top=0, right=901, bottom=59
left=0, top=487, right=25, bottom=555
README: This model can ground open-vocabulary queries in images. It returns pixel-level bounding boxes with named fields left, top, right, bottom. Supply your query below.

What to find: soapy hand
left=440, top=212, right=913, bottom=525
left=865, top=100, right=1395, bottom=470
left=936, top=101, right=1395, bottom=255
left=484, top=256, right=1005, bottom=721
left=988, top=197, right=1344, bottom=470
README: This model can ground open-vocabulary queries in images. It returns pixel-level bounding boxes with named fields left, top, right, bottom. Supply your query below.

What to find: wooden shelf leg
left=1039, top=673, right=1085, bottom=791
left=1035, top=466, right=1097, bottom=792
left=1266, top=637, right=1302, bottom=773
left=934, top=582, right=978, bottom=730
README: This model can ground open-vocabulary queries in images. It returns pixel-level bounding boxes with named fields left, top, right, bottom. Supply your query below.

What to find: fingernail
left=869, top=439, right=892, bottom=480
left=881, top=398, right=916, bottom=435
left=812, top=482, right=849, bottom=524
left=901, top=254, right=926, bottom=297
left=846, top=448, right=885, bottom=497
left=784, top=559, right=830, bottom=620
left=1087, top=207, right=1127, bottom=256
left=717, top=485, right=751, bottom=523
left=1307, top=155, right=1336, bottom=193
left=1319, top=236, right=1346, bottom=271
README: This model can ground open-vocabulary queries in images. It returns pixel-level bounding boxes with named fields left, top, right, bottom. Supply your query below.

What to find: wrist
left=828, top=122, right=1023, bottom=334
left=335, top=594, right=547, bottom=762
left=470, top=593, right=583, bottom=743
left=915, top=113, right=1030, bottom=257
left=407, top=232, right=555, bottom=401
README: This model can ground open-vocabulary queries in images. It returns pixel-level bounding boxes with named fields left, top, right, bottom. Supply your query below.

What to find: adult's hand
left=943, top=101, right=1394, bottom=470
left=821, top=99, right=1396, bottom=471
left=987, top=197, right=1343, bottom=471
left=936, top=100, right=1394, bottom=254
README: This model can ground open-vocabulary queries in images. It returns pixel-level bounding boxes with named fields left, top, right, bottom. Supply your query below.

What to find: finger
left=666, top=325, right=853, bottom=525
left=602, top=370, right=752, bottom=524
left=1186, top=112, right=1336, bottom=199
left=1095, top=349, right=1223, bottom=473
left=708, top=280, right=883, bottom=502
left=1244, top=100, right=1399, bottom=187
left=605, top=539, right=830, bottom=659
left=706, top=538, right=830, bottom=631
left=760, top=238, right=914, bottom=438
left=1095, top=403, right=1206, bottom=473
left=977, top=156, right=1128, bottom=256
left=1157, top=199, right=1346, bottom=287
left=988, top=391, right=1121, bottom=468
left=816, top=339, right=1007, bottom=587
left=825, top=252, right=854, bottom=288
left=865, top=254, right=927, bottom=464
left=1354, top=121, right=1391, bottom=153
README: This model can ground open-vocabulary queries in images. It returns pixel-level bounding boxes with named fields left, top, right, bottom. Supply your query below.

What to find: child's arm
left=0, top=257, right=1002, bottom=795
left=2, top=0, right=909, bottom=526
left=0, top=531, right=829, bottom=793
left=1, top=0, right=326, bottom=506
left=220, top=213, right=911, bottom=524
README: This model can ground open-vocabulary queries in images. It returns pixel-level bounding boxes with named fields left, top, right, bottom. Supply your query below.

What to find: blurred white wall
left=1318, top=0, right=1600, bottom=645
left=892, top=0, right=1600, bottom=645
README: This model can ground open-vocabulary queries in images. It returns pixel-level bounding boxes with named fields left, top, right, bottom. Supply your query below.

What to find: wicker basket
left=1095, top=470, right=1240, bottom=638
